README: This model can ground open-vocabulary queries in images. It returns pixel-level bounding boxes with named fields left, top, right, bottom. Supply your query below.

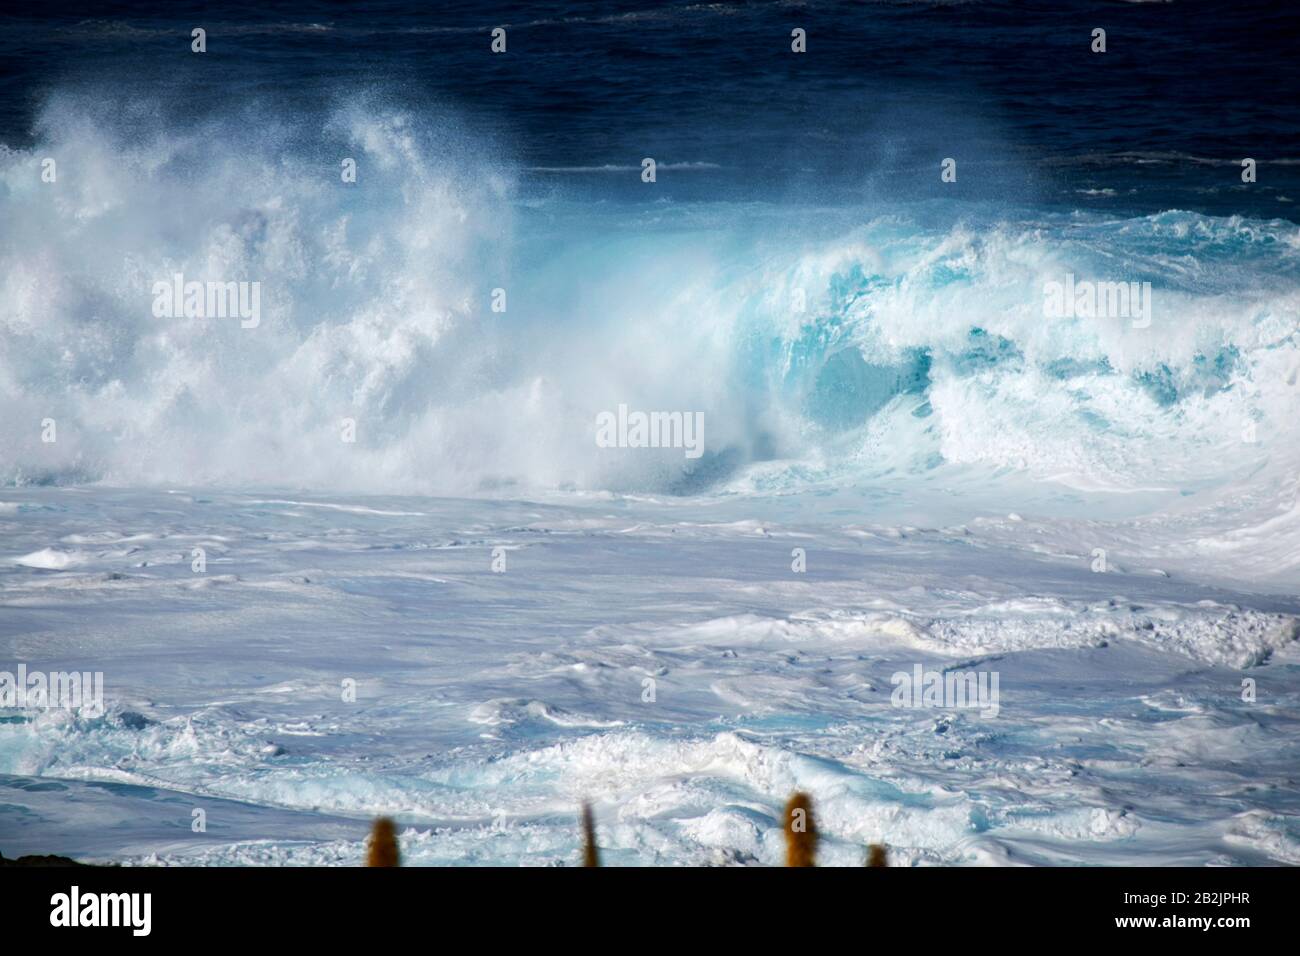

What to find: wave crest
left=2, top=94, right=1298, bottom=501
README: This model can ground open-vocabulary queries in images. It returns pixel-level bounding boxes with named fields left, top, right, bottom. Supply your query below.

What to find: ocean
left=1, top=0, right=1298, bottom=866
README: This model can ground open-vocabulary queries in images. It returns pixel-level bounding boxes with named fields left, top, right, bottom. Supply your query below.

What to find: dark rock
left=0, top=851, right=93, bottom=867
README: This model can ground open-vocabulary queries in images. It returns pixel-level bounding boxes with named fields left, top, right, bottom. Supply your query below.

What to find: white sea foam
left=0, top=488, right=1296, bottom=865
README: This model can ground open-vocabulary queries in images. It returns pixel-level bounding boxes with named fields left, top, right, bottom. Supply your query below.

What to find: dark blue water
left=2, top=0, right=1297, bottom=218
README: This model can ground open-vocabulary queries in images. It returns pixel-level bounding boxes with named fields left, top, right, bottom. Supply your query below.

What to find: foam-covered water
left=1, top=488, right=1299, bottom=865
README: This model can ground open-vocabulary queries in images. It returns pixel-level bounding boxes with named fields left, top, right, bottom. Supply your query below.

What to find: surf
left=1, top=92, right=1297, bottom=516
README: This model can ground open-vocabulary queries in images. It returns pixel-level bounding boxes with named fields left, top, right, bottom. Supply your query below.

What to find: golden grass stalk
left=783, top=792, right=818, bottom=867
left=582, top=802, right=600, bottom=867
left=366, top=817, right=400, bottom=867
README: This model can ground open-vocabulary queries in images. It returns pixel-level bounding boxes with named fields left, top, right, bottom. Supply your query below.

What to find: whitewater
left=2, top=97, right=1299, bottom=865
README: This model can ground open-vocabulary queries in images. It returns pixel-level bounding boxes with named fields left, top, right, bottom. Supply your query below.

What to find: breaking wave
left=2, top=92, right=1298, bottom=501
